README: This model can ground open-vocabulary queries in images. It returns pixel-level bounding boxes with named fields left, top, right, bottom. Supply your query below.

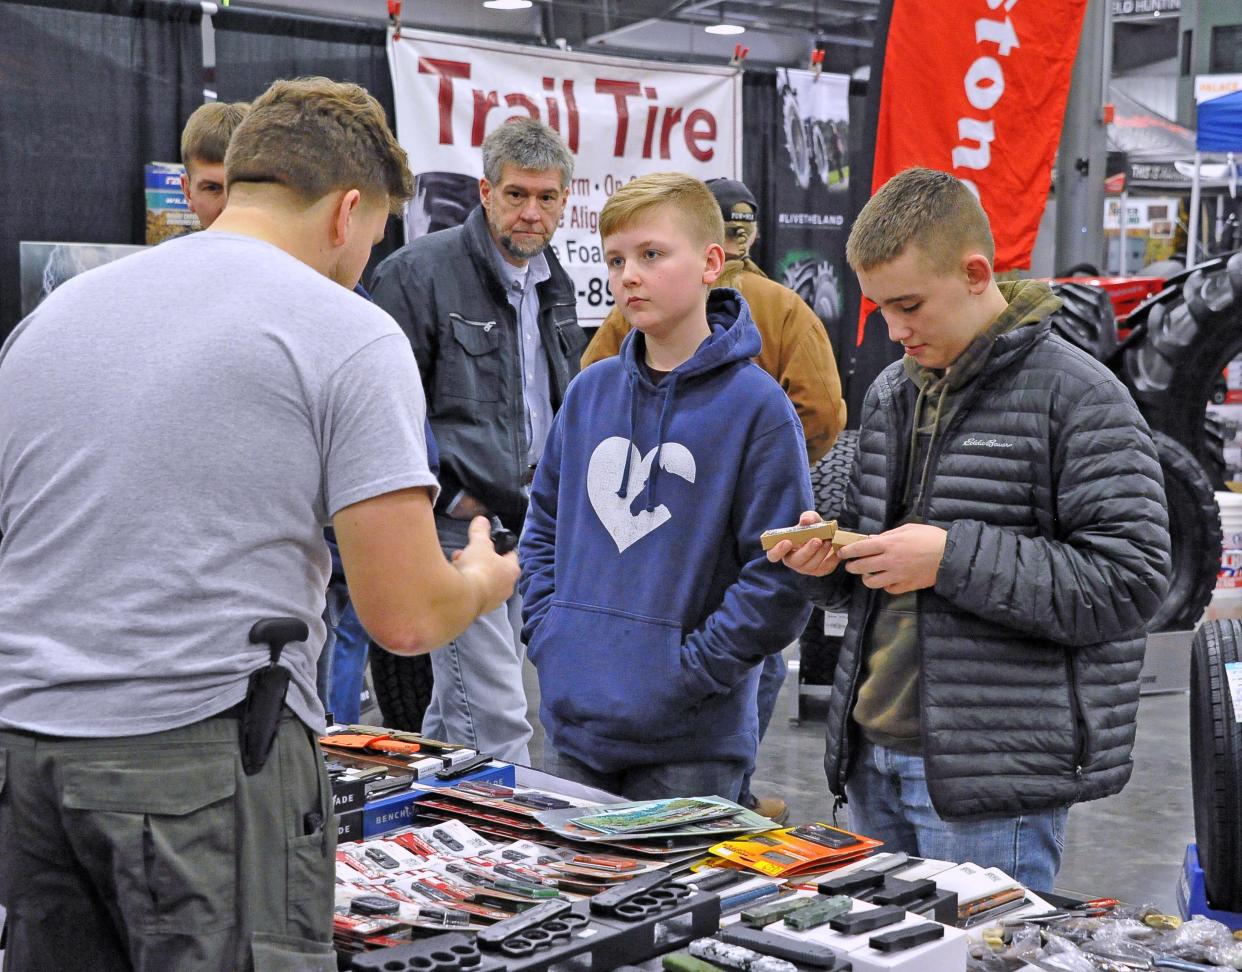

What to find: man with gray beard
left=371, top=119, right=586, bottom=763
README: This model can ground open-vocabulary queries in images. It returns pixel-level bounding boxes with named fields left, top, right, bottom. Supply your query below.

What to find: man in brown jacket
left=581, top=178, right=846, bottom=464
left=580, top=177, right=846, bottom=823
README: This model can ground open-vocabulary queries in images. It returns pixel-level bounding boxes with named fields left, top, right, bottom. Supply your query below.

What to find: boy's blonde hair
left=180, top=101, right=250, bottom=171
left=225, top=77, right=413, bottom=213
left=847, top=167, right=994, bottom=273
left=600, top=172, right=725, bottom=247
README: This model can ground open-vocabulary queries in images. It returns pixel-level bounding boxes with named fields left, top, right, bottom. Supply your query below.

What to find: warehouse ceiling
left=230, top=0, right=878, bottom=71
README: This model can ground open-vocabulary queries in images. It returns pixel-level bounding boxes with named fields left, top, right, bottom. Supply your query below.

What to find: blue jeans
left=316, top=582, right=372, bottom=725
left=738, top=651, right=787, bottom=806
left=845, top=741, right=1068, bottom=892
left=327, top=602, right=370, bottom=724
left=315, top=582, right=345, bottom=719
left=543, top=748, right=746, bottom=802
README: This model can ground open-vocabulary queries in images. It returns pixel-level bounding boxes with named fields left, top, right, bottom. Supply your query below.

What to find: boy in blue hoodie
left=519, top=173, right=813, bottom=801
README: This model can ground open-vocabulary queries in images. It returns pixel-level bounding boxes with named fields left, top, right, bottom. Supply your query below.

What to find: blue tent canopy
left=1198, top=88, right=1242, bottom=153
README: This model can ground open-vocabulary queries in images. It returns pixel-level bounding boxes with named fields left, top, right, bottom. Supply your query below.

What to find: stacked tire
left=1190, top=620, right=1242, bottom=911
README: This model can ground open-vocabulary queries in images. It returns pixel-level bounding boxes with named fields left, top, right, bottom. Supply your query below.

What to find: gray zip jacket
left=371, top=207, right=586, bottom=529
left=822, top=301, right=1171, bottom=820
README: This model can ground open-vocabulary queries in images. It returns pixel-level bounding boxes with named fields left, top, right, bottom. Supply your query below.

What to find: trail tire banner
left=387, top=29, right=742, bottom=325
left=871, top=0, right=1087, bottom=271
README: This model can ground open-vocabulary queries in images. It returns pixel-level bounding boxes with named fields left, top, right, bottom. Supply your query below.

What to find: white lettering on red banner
left=872, top=0, right=1086, bottom=270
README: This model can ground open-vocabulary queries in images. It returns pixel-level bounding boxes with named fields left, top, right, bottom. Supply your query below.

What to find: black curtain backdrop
left=842, top=0, right=903, bottom=425
left=0, top=0, right=203, bottom=342
left=212, top=8, right=404, bottom=279
left=742, top=70, right=779, bottom=280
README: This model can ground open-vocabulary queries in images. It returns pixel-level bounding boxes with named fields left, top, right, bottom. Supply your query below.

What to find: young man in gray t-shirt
left=0, top=79, right=518, bottom=971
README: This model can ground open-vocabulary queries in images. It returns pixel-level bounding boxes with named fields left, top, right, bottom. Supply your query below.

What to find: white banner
left=388, top=29, right=742, bottom=325
left=1196, top=74, right=1242, bottom=104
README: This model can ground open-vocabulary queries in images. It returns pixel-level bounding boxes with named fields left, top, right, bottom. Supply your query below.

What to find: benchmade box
left=335, top=761, right=515, bottom=842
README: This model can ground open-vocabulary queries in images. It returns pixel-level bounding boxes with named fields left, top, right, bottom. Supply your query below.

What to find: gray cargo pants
left=0, top=707, right=336, bottom=971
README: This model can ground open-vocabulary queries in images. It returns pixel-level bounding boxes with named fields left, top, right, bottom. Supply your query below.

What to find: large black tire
left=1149, top=431, right=1221, bottom=632
left=1190, top=620, right=1242, bottom=910
left=1047, top=281, right=1118, bottom=362
left=1121, top=252, right=1242, bottom=476
left=810, top=429, right=859, bottom=521
left=801, top=430, right=860, bottom=687
left=369, top=645, right=434, bottom=732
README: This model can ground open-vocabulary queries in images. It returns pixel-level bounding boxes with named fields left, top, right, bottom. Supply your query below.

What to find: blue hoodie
left=519, top=289, right=814, bottom=773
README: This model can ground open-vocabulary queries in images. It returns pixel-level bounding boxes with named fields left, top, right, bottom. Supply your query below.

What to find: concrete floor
left=524, top=647, right=1197, bottom=912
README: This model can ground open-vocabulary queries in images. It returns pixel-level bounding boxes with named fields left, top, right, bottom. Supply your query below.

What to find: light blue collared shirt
left=492, top=243, right=553, bottom=465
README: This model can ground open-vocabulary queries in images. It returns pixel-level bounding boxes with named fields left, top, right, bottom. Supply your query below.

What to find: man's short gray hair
left=481, top=118, right=574, bottom=187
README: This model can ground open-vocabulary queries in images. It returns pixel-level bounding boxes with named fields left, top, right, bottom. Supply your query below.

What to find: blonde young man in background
left=179, top=99, right=250, bottom=229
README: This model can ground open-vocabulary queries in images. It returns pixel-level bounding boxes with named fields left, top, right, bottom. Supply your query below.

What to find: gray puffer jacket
left=823, top=318, right=1170, bottom=820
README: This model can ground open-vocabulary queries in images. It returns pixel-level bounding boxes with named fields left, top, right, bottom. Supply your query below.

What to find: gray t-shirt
left=0, top=232, right=438, bottom=737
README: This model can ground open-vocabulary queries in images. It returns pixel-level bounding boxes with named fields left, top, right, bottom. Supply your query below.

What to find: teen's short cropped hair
left=180, top=101, right=250, bottom=170
left=599, top=172, right=725, bottom=247
left=846, top=167, right=994, bottom=273
left=224, top=77, right=413, bottom=212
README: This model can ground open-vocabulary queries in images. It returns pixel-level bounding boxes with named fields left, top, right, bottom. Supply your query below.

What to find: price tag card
left=1226, top=662, right=1242, bottom=724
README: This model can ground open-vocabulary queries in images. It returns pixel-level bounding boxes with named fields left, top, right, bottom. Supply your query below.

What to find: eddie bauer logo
left=963, top=437, right=1014, bottom=449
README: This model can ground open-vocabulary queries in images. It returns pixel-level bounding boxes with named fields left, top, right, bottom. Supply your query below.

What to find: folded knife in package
left=759, top=519, right=868, bottom=552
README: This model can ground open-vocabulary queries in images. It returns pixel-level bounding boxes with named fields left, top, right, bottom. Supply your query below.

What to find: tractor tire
left=1047, top=281, right=1118, bottom=361
left=1204, top=412, right=1230, bottom=490
left=812, top=122, right=831, bottom=188
left=782, top=93, right=812, bottom=190
left=1190, top=620, right=1242, bottom=911
left=1059, top=262, right=1101, bottom=277
left=1121, top=253, right=1242, bottom=476
left=1148, top=431, right=1221, bottom=632
left=369, top=645, right=434, bottom=732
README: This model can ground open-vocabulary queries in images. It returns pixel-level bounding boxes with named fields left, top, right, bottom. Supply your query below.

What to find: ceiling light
left=706, top=3, right=745, bottom=35
left=483, top=0, right=532, bottom=9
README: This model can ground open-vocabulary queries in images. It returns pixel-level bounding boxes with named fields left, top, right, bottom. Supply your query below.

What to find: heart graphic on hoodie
left=587, top=436, right=697, bottom=553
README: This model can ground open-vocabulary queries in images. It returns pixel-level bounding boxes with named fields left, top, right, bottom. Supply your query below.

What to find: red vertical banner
left=871, top=0, right=1087, bottom=271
